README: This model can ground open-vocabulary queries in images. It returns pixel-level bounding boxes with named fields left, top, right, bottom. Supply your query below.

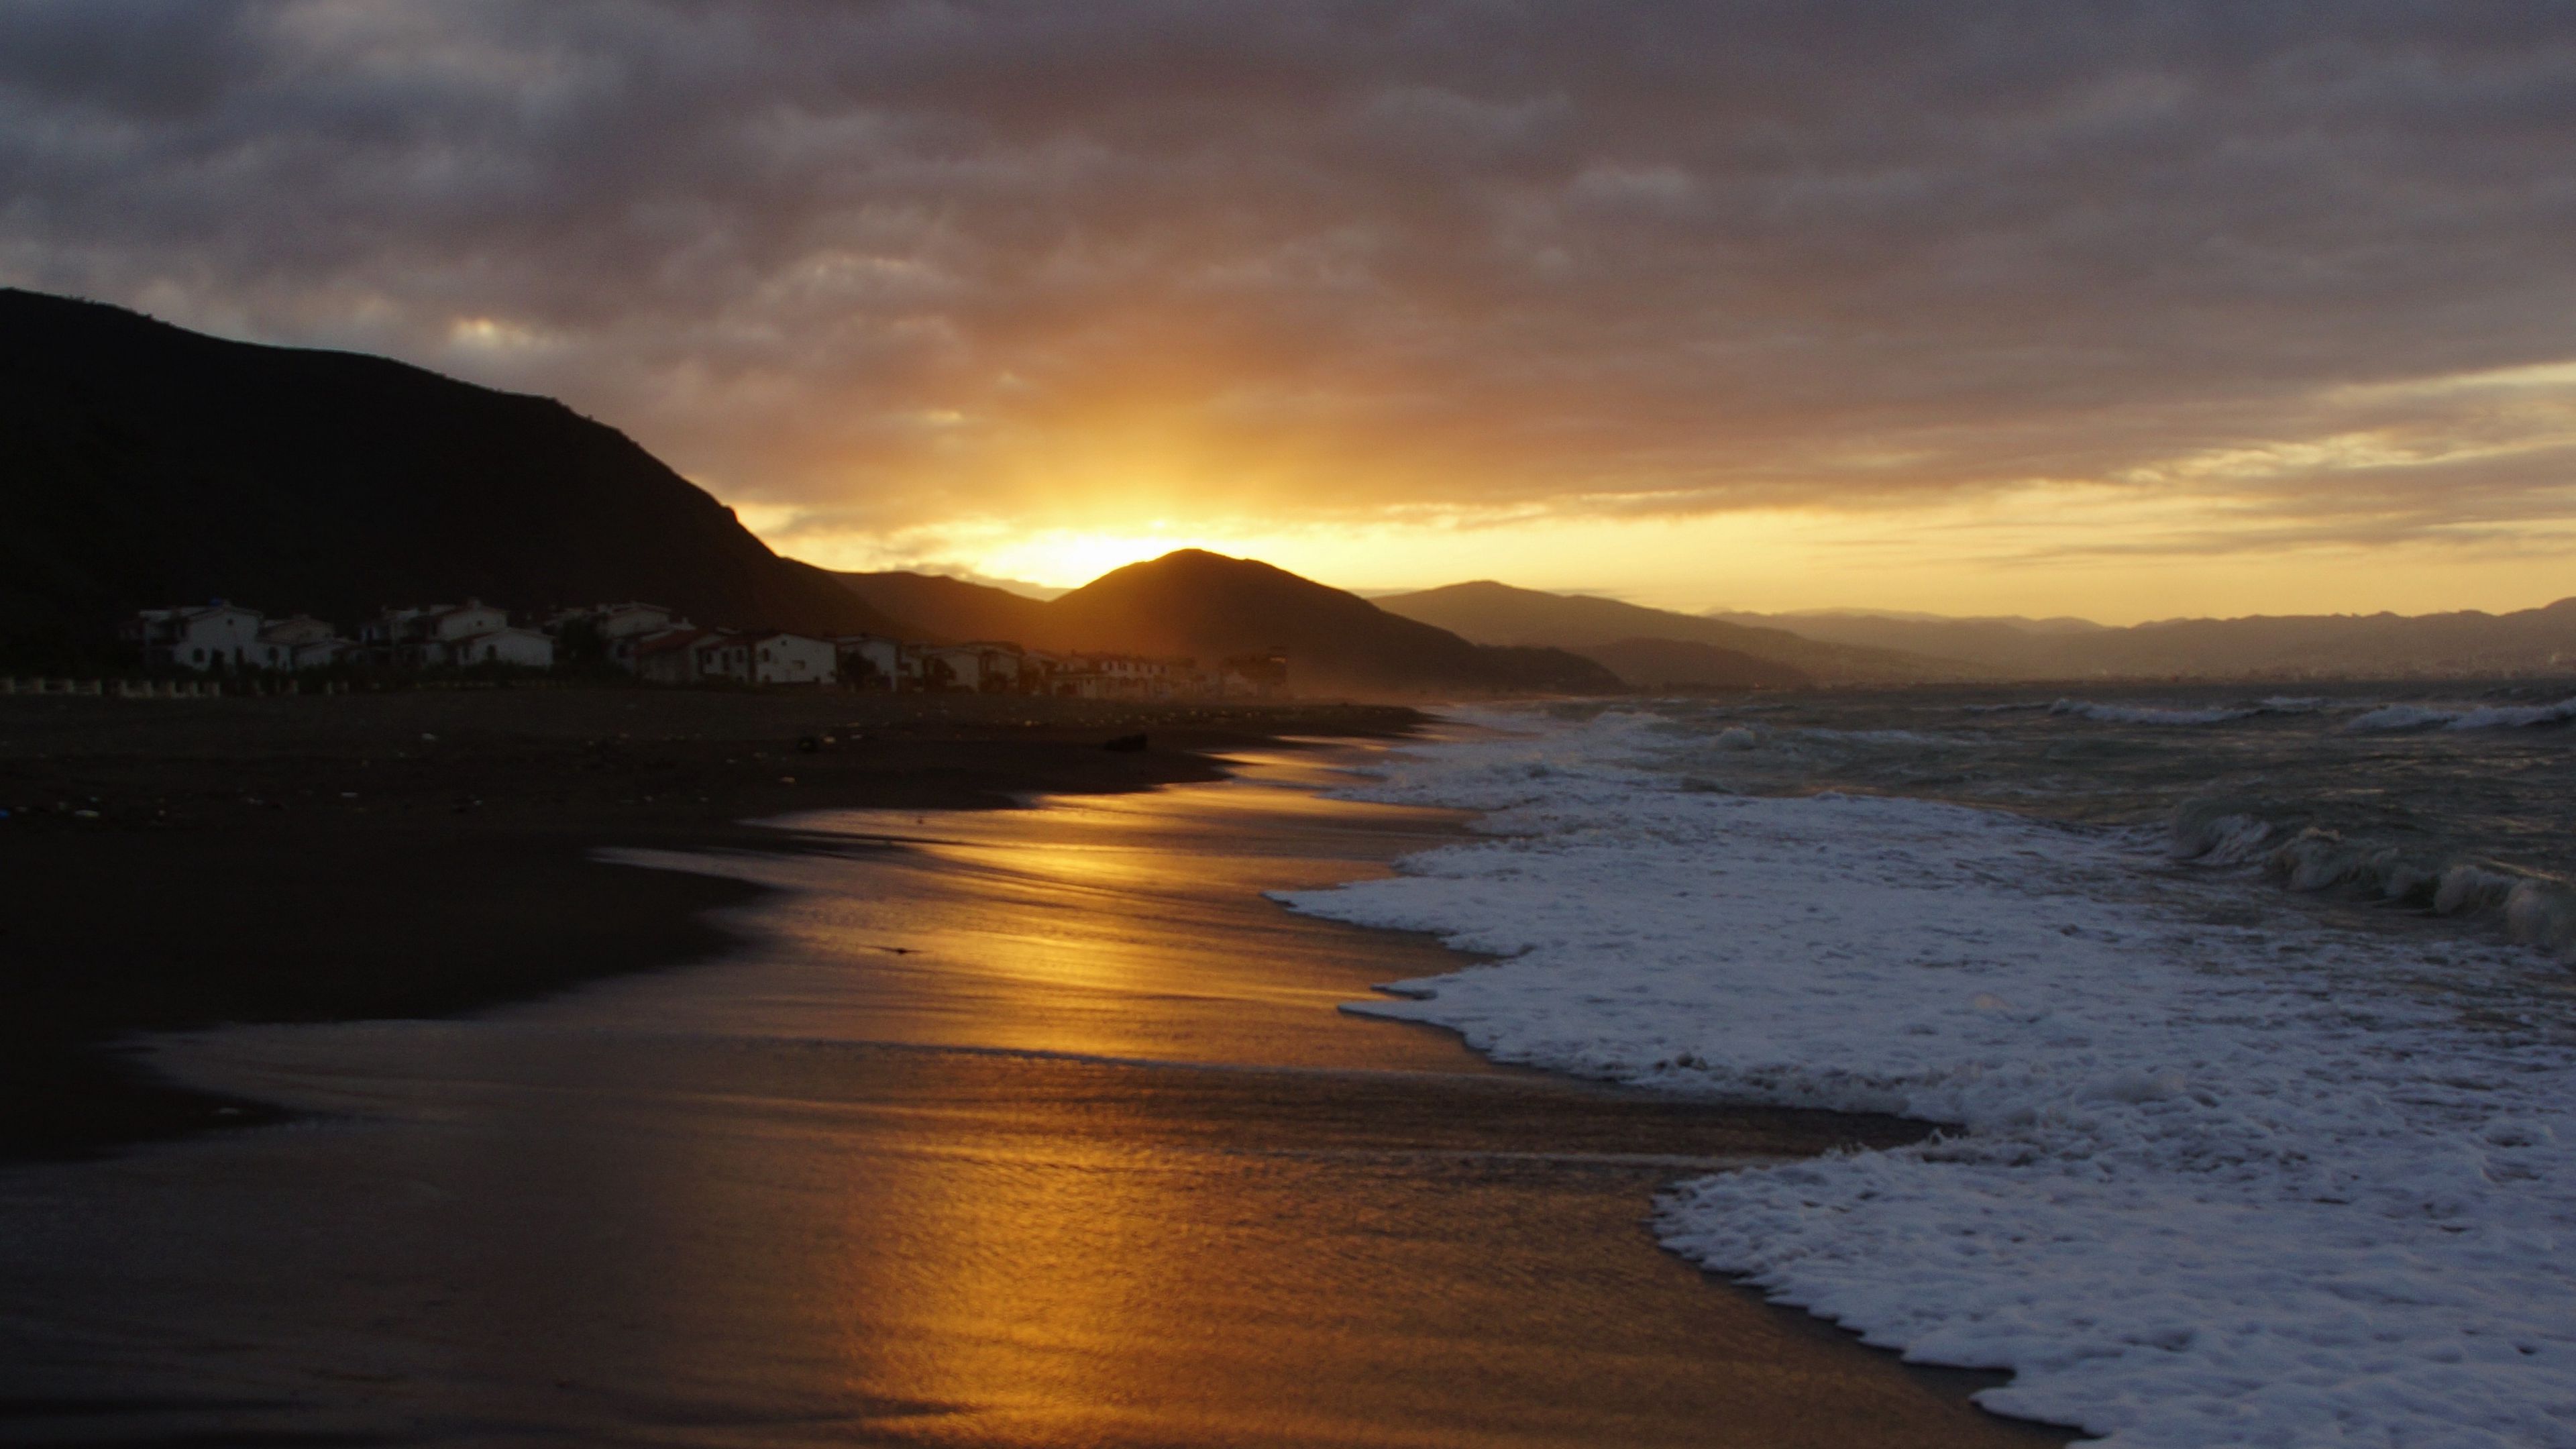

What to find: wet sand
left=0, top=743, right=2072, bottom=1446
left=0, top=689, right=1415, bottom=1159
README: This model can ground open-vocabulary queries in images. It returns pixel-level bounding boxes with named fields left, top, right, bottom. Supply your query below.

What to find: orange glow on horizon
left=739, top=486, right=2576, bottom=627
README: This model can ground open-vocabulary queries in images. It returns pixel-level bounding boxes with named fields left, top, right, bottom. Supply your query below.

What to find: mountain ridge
left=0, top=287, right=915, bottom=667
left=1707, top=598, right=2576, bottom=678
left=845, top=553, right=1620, bottom=697
left=1375, top=580, right=1978, bottom=684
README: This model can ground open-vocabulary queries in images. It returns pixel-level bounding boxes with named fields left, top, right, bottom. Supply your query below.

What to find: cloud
left=5, top=0, right=2576, bottom=559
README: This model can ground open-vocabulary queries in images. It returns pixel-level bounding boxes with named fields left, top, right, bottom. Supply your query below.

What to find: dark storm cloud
left=5, top=0, right=2573, bottom=541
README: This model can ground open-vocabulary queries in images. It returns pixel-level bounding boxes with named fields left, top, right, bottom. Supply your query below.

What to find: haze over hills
left=837, top=572, right=1053, bottom=647
left=1568, top=637, right=1813, bottom=692
left=1379, top=579, right=2576, bottom=683
left=0, top=288, right=914, bottom=667
left=845, top=553, right=1619, bottom=697
left=1710, top=602, right=2576, bottom=680
left=1375, top=581, right=1975, bottom=685
left=1761, top=607, right=2110, bottom=634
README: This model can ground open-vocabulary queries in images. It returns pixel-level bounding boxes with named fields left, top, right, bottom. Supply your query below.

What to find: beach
left=0, top=696, right=2077, bottom=1446
left=0, top=688, right=1415, bottom=1160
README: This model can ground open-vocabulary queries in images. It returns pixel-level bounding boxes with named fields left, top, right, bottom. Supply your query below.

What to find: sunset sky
left=7, top=2, right=2575, bottom=623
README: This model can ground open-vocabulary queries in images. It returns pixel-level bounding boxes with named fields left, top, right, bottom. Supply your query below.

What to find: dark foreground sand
left=0, top=686, right=1415, bottom=1159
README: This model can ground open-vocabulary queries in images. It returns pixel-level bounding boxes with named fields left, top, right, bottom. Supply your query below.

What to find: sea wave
left=2049, top=696, right=2335, bottom=726
left=2049, top=698, right=2255, bottom=725
left=2347, top=694, right=2576, bottom=733
left=2169, top=798, right=2576, bottom=961
left=1289, top=708, right=2576, bottom=1448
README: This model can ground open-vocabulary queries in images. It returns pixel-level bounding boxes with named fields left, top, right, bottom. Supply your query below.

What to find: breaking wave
left=2347, top=694, right=2576, bottom=733
left=2048, top=696, right=2327, bottom=726
left=2050, top=698, right=2255, bottom=725
left=2171, top=797, right=2576, bottom=962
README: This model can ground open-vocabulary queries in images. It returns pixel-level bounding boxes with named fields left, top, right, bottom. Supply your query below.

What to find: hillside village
left=119, top=596, right=1289, bottom=700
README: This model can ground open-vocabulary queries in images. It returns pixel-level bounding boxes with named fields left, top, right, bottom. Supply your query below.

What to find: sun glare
left=790, top=486, right=2576, bottom=626
left=973, top=527, right=1248, bottom=589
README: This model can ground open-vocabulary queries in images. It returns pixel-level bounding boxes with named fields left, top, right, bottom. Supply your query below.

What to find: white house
left=549, top=602, right=694, bottom=673
left=962, top=643, right=1022, bottom=692
left=694, top=633, right=755, bottom=683
left=365, top=600, right=515, bottom=667
left=1217, top=649, right=1289, bottom=699
left=835, top=635, right=906, bottom=691
left=449, top=627, right=555, bottom=669
left=254, top=614, right=354, bottom=672
left=1055, top=652, right=1191, bottom=700
left=125, top=603, right=266, bottom=672
left=749, top=633, right=836, bottom=686
left=421, top=602, right=509, bottom=652
left=635, top=627, right=719, bottom=684
left=919, top=644, right=985, bottom=692
left=588, top=602, right=681, bottom=639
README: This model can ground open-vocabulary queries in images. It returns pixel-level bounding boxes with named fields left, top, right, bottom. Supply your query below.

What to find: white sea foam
left=2049, top=698, right=2257, bottom=726
left=1794, top=727, right=1954, bottom=745
left=1281, top=708, right=2576, bottom=1448
left=2167, top=804, right=2280, bottom=867
left=2049, top=696, right=2351, bottom=727
left=2345, top=704, right=2456, bottom=733
left=2348, top=694, right=2576, bottom=733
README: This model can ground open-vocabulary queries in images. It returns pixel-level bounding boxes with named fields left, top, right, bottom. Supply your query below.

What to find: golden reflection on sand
left=19, top=747, right=2069, bottom=1447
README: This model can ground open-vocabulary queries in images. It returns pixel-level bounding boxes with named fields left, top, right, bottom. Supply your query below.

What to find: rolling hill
left=0, top=288, right=914, bottom=667
left=1375, top=581, right=1973, bottom=684
left=844, top=552, right=1621, bottom=697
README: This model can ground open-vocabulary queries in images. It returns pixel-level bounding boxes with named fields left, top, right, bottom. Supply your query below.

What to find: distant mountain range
left=1381, top=580, right=2576, bottom=684
left=1707, top=602, right=2576, bottom=680
left=1374, top=581, right=1973, bottom=685
left=843, top=553, right=1619, bottom=696
left=14, top=286, right=2561, bottom=689
left=0, top=288, right=910, bottom=667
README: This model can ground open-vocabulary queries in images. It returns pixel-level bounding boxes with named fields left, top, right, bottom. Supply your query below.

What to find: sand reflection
left=0, top=749, right=2068, bottom=1446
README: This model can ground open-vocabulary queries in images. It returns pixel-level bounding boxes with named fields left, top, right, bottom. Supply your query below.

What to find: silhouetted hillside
left=1377, top=581, right=1971, bottom=684
left=837, top=571, right=1052, bottom=646
left=0, top=288, right=914, bottom=667
left=1711, top=601, right=2576, bottom=679
left=1572, top=638, right=1811, bottom=691
left=843, top=553, right=1620, bottom=696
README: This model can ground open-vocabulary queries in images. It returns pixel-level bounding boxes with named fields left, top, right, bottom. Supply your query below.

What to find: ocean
left=1611, top=682, right=2576, bottom=962
left=1278, top=685, right=2576, bottom=1448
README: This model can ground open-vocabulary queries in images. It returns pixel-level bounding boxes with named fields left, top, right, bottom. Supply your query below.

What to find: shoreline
left=0, top=688, right=1420, bottom=1162
left=7, top=733, right=2072, bottom=1447
left=1281, top=699, right=2576, bottom=1446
